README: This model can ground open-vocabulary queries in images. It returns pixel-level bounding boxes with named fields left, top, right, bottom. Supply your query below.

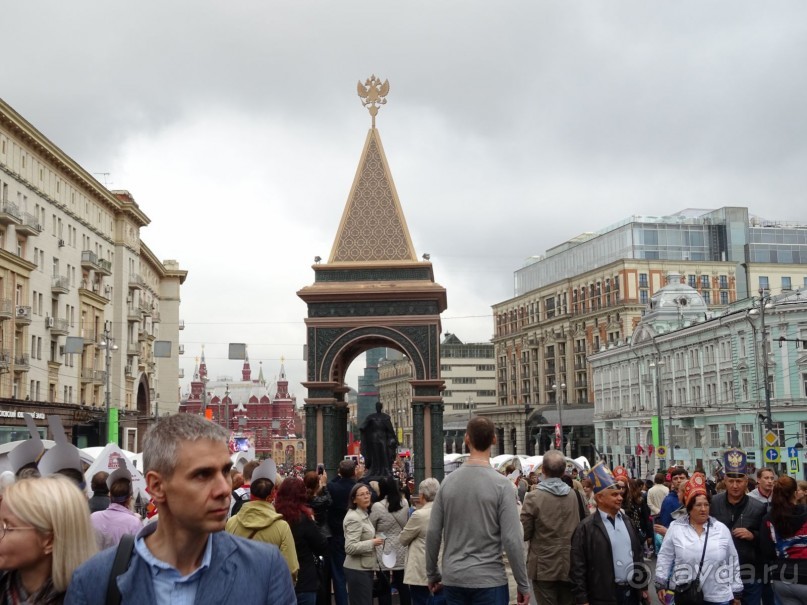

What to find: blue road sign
left=788, top=447, right=799, bottom=459
left=764, top=447, right=780, bottom=462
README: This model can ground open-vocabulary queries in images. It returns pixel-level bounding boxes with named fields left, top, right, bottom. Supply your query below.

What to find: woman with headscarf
left=655, top=473, right=742, bottom=605
left=0, top=476, right=97, bottom=604
left=370, top=476, right=411, bottom=605
left=760, top=476, right=807, bottom=604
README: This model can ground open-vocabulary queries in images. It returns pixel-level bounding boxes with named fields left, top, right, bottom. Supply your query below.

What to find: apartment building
left=0, top=99, right=186, bottom=449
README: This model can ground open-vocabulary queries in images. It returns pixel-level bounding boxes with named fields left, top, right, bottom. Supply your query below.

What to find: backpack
left=231, top=489, right=250, bottom=516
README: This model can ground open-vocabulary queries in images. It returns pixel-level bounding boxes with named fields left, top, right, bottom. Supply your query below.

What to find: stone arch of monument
left=298, top=84, right=446, bottom=485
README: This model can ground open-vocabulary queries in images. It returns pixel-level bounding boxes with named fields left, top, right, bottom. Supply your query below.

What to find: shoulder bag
left=672, top=521, right=709, bottom=605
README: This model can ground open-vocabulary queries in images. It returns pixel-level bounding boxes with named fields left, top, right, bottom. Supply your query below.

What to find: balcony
left=139, top=300, right=151, bottom=314
left=81, top=328, right=96, bottom=345
left=47, top=317, right=70, bottom=336
left=93, top=370, right=106, bottom=384
left=127, top=306, right=140, bottom=322
left=97, top=258, right=112, bottom=275
left=81, top=368, right=94, bottom=383
left=16, top=212, right=42, bottom=235
left=0, top=299, right=12, bottom=320
left=138, top=330, right=147, bottom=342
left=178, top=344, right=185, bottom=355
left=152, top=311, right=161, bottom=323
left=52, top=275, right=70, bottom=295
left=178, top=319, right=185, bottom=330
left=13, top=353, right=30, bottom=372
left=14, top=306, right=32, bottom=325
left=0, top=200, right=22, bottom=224
left=124, top=365, right=134, bottom=378
left=0, top=351, right=10, bottom=369
left=81, top=250, right=99, bottom=269
left=128, top=274, right=145, bottom=290
left=127, top=342, right=139, bottom=356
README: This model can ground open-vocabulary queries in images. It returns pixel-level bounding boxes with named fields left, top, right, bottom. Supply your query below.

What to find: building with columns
left=489, top=207, right=807, bottom=461
left=0, top=98, right=186, bottom=450
left=591, top=274, right=807, bottom=479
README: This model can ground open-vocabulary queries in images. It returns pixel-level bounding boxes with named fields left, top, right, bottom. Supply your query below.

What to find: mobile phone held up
left=317, top=463, right=325, bottom=475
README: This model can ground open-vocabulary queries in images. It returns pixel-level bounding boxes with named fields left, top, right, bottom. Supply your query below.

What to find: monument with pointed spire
left=298, top=77, right=447, bottom=484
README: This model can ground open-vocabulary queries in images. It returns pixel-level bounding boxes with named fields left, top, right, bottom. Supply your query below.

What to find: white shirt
left=655, top=516, right=742, bottom=602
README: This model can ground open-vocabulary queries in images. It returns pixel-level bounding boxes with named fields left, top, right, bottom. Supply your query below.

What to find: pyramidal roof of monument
left=328, top=127, right=417, bottom=264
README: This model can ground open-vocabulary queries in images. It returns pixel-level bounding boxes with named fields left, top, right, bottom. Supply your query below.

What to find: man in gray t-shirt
left=426, top=417, right=530, bottom=605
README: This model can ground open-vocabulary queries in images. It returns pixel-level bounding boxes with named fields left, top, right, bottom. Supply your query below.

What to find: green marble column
left=412, top=403, right=426, bottom=486
left=322, top=405, right=337, bottom=476
left=305, top=404, right=318, bottom=471
left=335, top=405, right=348, bottom=461
left=430, top=402, right=445, bottom=481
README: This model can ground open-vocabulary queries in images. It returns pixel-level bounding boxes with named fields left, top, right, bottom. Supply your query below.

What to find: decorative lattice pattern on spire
left=331, top=134, right=415, bottom=263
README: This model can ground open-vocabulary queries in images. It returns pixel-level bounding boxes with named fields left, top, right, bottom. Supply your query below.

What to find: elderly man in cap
left=65, top=413, right=296, bottom=605
left=710, top=448, right=767, bottom=605
left=91, top=467, right=144, bottom=550
left=569, top=463, right=649, bottom=605
left=225, top=458, right=299, bottom=583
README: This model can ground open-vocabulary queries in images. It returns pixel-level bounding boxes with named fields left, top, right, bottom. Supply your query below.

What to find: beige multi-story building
left=0, top=98, right=186, bottom=449
left=487, top=207, right=807, bottom=461
left=377, top=333, right=495, bottom=452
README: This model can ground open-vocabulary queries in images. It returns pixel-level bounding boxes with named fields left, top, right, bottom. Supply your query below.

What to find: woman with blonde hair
left=0, top=476, right=97, bottom=603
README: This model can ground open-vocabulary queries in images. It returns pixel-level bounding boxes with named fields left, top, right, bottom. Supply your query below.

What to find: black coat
left=709, top=492, right=766, bottom=572
left=290, top=515, right=328, bottom=593
left=570, top=511, right=648, bottom=605
left=326, top=476, right=356, bottom=538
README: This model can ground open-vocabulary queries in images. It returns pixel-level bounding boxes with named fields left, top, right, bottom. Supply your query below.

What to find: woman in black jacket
left=276, top=477, right=328, bottom=605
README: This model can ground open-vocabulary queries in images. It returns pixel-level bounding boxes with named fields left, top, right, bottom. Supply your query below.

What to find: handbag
left=672, top=522, right=709, bottom=605
left=372, top=547, right=391, bottom=598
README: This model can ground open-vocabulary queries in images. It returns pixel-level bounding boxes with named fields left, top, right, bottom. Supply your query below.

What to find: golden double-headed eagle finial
left=357, top=74, right=390, bottom=128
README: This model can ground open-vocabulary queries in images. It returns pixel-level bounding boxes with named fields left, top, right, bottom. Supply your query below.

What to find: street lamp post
left=99, top=323, right=119, bottom=445
left=749, top=289, right=774, bottom=432
left=649, top=359, right=666, bottom=470
left=552, top=383, right=566, bottom=454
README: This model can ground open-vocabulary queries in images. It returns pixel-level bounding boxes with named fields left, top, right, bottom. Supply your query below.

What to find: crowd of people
left=1, top=412, right=806, bottom=605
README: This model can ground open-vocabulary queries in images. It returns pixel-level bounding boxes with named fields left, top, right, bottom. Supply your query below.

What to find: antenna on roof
left=93, top=172, right=112, bottom=187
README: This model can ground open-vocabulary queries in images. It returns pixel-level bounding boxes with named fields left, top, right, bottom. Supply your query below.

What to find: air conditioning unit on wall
left=46, top=317, right=54, bottom=328
left=16, top=307, right=29, bottom=318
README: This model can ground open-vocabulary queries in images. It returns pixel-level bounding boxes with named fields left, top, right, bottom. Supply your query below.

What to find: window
left=688, top=275, right=696, bottom=288
left=782, top=276, right=792, bottom=291
left=803, top=373, right=807, bottom=397
left=741, top=424, right=754, bottom=448
left=640, top=290, right=649, bottom=304
left=720, top=291, right=729, bottom=305
left=639, top=273, right=648, bottom=288
left=759, top=276, right=769, bottom=291
left=719, top=275, right=728, bottom=289
left=700, top=275, right=710, bottom=289
left=702, top=291, right=711, bottom=304
left=709, top=425, right=720, bottom=447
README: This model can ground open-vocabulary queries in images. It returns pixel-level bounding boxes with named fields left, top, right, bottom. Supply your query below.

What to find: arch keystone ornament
left=298, top=78, right=447, bottom=485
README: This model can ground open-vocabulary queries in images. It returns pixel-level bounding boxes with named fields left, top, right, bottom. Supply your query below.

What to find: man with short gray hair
left=66, top=413, right=296, bottom=605
left=521, top=450, right=581, bottom=605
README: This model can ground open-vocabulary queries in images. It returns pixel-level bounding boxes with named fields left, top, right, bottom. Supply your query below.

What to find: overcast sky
left=4, top=1, right=806, bottom=400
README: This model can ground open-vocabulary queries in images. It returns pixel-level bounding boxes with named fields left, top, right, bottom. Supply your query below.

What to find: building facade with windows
left=489, top=207, right=807, bottom=460
left=590, top=276, right=807, bottom=479
left=376, top=333, right=495, bottom=453
left=0, top=98, right=186, bottom=450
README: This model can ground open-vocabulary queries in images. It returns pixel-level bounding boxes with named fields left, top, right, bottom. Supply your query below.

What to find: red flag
left=636, top=444, right=644, bottom=456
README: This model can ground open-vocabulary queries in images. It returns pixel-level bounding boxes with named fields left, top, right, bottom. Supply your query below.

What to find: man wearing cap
left=65, top=413, right=296, bottom=605
left=225, top=458, right=299, bottom=583
left=710, top=449, right=767, bottom=605
left=521, top=449, right=582, bottom=605
left=91, top=467, right=144, bottom=550
left=570, top=463, right=649, bottom=605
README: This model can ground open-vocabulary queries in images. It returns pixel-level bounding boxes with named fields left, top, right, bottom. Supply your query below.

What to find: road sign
left=791, top=458, right=801, bottom=475
left=787, top=447, right=799, bottom=459
left=764, top=447, right=780, bottom=463
left=764, top=431, right=779, bottom=447
left=657, top=446, right=667, bottom=459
